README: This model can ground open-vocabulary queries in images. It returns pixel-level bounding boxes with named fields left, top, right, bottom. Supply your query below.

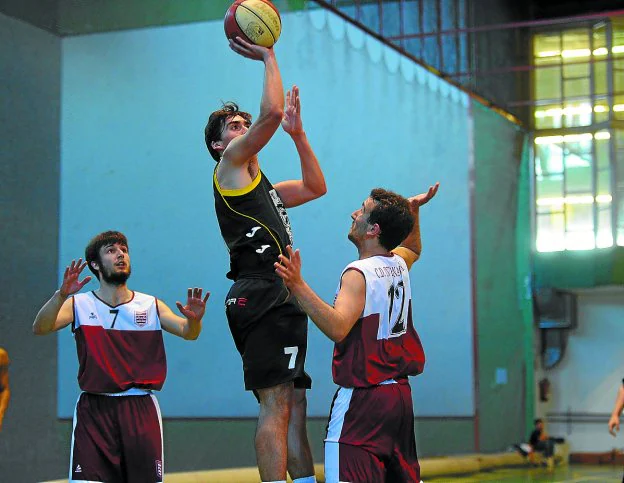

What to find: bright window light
left=565, top=233, right=596, bottom=251
left=535, top=45, right=624, bottom=58
left=535, top=135, right=563, bottom=144
left=597, top=233, right=614, bottom=249
left=537, top=235, right=565, bottom=252
left=596, top=194, right=613, bottom=203
left=536, top=195, right=612, bottom=207
left=534, top=104, right=624, bottom=118
left=535, top=132, right=608, bottom=143
left=537, top=50, right=560, bottom=58
left=562, top=48, right=591, bottom=58
left=537, top=232, right=615, bottom=252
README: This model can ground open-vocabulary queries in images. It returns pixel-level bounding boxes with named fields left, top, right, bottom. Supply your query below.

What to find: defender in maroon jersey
left=276, top=184, right=439, bottom=483
left=33, top=231, right=210, bottom=483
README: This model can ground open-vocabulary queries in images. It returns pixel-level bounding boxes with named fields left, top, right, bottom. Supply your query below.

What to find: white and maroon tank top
left=332, top=254, right=425, bottom=388
left=72, top=291, right=167, bottom=393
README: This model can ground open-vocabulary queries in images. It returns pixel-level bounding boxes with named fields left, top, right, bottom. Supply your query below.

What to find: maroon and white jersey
left=72, top=291, right=167, bottom=394
left=332, top=254, right=425, bottom=388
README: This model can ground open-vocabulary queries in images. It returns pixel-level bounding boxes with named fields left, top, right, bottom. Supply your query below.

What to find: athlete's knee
left=258, top=382, right=294, bottom=419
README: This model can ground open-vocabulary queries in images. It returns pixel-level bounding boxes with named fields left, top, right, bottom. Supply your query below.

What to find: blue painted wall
left=58, top=9, right=474, bottom=418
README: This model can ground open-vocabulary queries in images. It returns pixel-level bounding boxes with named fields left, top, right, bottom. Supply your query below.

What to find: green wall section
left=516, top=137, right=535, bottom=437
left=472, top=100, right=533, bottom=451
left=58, top=0, right=307, bottom=36
left=534, top=247, right=624, bottom=289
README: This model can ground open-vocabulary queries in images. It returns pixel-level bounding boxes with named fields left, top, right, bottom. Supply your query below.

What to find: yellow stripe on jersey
left=392, top=246, right=419, bottom=270
left=213, top=169, right=262, bottom=196
left=213, top=169, right=284, bottom=258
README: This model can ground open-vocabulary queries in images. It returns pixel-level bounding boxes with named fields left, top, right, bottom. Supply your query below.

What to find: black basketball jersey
left=213, top=167, right=294, bottom=280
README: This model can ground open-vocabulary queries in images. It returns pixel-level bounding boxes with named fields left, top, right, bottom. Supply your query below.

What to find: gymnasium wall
left=58, top=9, right=475, bottom=422
left=0, top=12, right=66, bottom=482
left=0, top=4, right=533, bottom=480
left=472, top=101, right=533, bottom=451
left=540, top=292, right=624, bottom=453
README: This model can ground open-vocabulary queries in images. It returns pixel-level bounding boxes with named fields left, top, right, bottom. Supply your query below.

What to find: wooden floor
left=427, top=464, right=624, bottom=482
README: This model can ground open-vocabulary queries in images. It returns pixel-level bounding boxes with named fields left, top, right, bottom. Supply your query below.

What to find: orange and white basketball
left=224, top=0, right=282, bottom=48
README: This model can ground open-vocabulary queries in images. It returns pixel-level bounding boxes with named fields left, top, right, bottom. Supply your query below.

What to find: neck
left=95, top=282, right=132, bottom=306
left=357, top=240, right=391, bottom=260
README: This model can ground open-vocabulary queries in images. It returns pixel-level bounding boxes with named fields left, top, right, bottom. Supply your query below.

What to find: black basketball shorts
left=225, top=276, right=312, bottom=392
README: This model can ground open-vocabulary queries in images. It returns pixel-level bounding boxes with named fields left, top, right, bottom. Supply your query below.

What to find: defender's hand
left=274, top=246, right=303, bottom=289
left=59, top=259, right=92, bottom=298
left=281, top=86, right=303, bottom=135
left=176, top=288, right=210, bottom=322
left=408, top=182, right=440, bottom=210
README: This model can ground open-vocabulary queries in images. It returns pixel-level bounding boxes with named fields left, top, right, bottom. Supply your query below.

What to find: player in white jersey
left=276, top=184, right=439, bottom=483
left=33, top=231, right=210, bottom=483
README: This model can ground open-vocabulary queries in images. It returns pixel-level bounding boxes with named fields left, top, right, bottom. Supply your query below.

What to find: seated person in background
left=529, top=418, right=555, bottom=466
left=608, top=379, right=624, bottom=437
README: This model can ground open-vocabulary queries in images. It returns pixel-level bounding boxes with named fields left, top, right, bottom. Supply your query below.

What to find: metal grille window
left=533, top=18, right=624, bottom=252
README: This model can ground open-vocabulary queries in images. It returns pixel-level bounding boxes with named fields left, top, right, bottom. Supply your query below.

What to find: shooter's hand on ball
left=229, top=36, right=273, bottom=61
left=59, top=259, right=92, bottom=299
left=281, top=86, right=303, bottom=136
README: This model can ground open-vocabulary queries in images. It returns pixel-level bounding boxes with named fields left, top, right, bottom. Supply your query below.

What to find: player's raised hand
left=176, top=288, right=210, bottom=321
left=281, top=86, right=303, bottom=135
left=275, top=246, right=303, bottom=289
left=609, top=414, right=620, bottom=437
left=229, top=36, right=273, bottom=61
left=59, top=259, right=92, bottom=298
left=408, top=182, right=440, bottom=210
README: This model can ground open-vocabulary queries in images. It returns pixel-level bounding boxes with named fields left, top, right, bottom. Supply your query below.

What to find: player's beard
left=100, top=264, right=131, bottom=285
left=348, top=222, right=364, bottom=247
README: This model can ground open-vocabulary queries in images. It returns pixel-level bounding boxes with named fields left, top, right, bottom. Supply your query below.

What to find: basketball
left=224, top=0, right=282, bottom=48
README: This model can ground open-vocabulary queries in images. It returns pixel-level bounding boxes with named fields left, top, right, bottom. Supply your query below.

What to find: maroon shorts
left=324, top=381, right=421, bottom=483
left=70, top=392, right=163, bottom=482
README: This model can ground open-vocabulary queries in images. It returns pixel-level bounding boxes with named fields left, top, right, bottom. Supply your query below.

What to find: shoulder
left=72, top=292, right=91, bottom=304
left=132, top=291, right=158, bottom=305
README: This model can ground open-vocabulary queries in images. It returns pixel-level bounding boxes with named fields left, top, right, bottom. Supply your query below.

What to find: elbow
left=315, top=183, right=328, bottom=199
left=330, top=329, right=350, bottom=344
left=261, top=108, right=283, bottom=124
left=306, top=182, right=327, bottom=202
left=32, top=324, right=44, bottom=336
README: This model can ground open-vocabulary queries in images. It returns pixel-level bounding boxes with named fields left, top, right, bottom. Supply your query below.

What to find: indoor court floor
left=427, top=464, right=624, bottom=482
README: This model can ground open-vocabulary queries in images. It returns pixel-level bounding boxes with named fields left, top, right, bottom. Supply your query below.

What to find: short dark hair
left=534, top=418, right=543, bottom=425
left=204, top=102, right=252, bottom=161
left=368, top=189, right=414, bottom=250
left=85, top=231, right=128, bottom=279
